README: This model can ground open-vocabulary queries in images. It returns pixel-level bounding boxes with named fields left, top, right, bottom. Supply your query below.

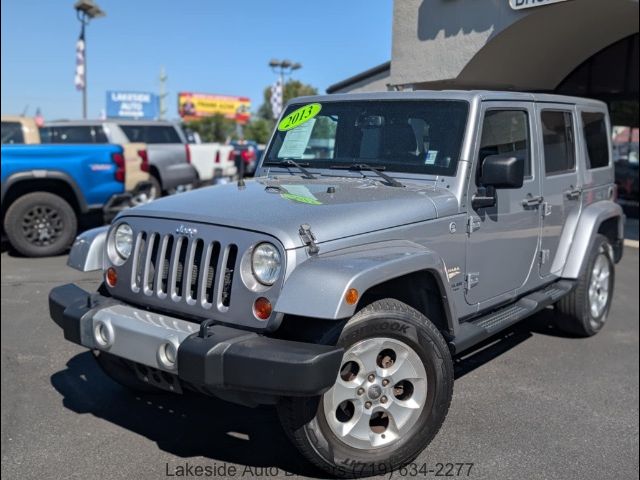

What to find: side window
left=50, top=126, right=108, bottom=143
left=478, top=110, right=531, bottom=180
left=1, top=122, right=25, bottom=144
left=39, top=127, right=53, bottom=143
left=144, top=126, right=182, bottom=144
left=119, top=125, right=144, bottom=142
left=541, top=110, right=576, bottom=175
left=581, top=112, right=609, bottom=169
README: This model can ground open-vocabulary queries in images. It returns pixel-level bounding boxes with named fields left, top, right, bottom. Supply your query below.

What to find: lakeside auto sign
left=106, top=91, right=159, bottom=120
left=178, top=92, right=251, bottom=124
left=509, top=0, right=569, bottom=9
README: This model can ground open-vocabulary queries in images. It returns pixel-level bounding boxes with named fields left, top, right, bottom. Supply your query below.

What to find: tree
left=242, top=118, right=273, bottom=144
left=184, top=114, right=237, bottom=143
left=257, top=80, right=318, bottom=120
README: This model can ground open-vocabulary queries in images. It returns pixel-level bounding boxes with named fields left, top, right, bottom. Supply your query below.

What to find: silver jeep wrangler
left=50, top=91, right=624, bottom=477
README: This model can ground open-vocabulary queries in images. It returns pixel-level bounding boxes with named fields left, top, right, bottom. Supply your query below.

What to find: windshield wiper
left=329, top=163, right=404, bottom=187
left=263, top=159, right=316, bottom=179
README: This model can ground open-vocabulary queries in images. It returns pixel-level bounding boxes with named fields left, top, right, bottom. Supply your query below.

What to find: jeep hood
left=124, top=176, right=458, bottom=249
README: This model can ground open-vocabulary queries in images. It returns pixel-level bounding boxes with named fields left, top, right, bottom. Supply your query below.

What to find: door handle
left=522, top=194, right=544, bottom=207
left=565, top=187, right=582, bottom=200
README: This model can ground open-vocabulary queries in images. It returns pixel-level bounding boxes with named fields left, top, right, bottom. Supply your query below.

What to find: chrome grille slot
left=170, top=237, right=188, bottom=301
left=131, top=232, right=147, bottom=293
left=157, top=235, right=174, bottom=297
left=143, top=233, right=159, bottom=295
left=221, top=244, right=238, bottom=308
left=185, top=239, right=204, bottom=305
left=201, top=241, right=221, bottom=308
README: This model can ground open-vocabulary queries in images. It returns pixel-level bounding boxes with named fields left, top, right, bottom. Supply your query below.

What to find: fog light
left=253, top=297, right=272, bottom=320
left=345, top=288, right=359, bottom=305
left=94, top=321, right=113, bottom=347
left=159, top=341, right=177, bottom=369
left=106, top=267, right=117, bottom=287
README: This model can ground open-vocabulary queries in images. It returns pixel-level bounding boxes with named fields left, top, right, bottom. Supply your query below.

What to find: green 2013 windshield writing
left=277, top=103, right=322, bottom=131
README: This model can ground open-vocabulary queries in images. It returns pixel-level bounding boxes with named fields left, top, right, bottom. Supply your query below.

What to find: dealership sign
left=178, top=92, right=251, bottom=124
left=106, top=91, right=159, bottom=119
left=509, top=0, right=569, bottom=10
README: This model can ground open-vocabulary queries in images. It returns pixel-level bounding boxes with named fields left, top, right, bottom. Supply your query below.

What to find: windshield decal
left=277, top=103, right=322, bottom=131
left=278, top=119, right=316, bottom=158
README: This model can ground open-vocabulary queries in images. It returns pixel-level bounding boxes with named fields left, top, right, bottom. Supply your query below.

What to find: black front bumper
left=49, top=284, right=343, bottom=397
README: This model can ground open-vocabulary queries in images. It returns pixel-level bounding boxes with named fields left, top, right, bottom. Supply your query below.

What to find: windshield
left=264, top=100, right=469, bottom=176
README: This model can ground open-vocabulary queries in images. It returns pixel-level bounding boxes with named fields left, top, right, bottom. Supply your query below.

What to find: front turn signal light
left=253, top=297, right=272, bottom=320
left=106, top=267, right=118, bottom=287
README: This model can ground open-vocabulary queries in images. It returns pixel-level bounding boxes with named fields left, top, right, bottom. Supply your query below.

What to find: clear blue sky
left=1, top=0, right=392, bottom=121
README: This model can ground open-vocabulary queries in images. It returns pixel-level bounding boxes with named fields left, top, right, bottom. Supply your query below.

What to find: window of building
left=541, top=111, right=576, bottom=175
left=478, top=110, right=531, bottom=180
left=582, top=112, right=609, bottom=169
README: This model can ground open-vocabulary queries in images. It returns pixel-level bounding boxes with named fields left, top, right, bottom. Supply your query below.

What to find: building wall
left=330, top=69, right=392, bottom=94
left=390, top=0, right=639, bottom=91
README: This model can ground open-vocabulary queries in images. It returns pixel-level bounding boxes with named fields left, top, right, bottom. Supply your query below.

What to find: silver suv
left=50, top=91, right=624, bottom=477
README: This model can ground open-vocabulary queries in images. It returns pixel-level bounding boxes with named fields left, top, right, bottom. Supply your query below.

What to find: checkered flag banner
left=74, top=30, right=85, bottom=91
left=271, top=79, right=283, bottom=119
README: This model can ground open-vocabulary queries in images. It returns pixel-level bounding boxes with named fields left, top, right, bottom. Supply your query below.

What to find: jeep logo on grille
left=176, top=224, right=198, bottom=238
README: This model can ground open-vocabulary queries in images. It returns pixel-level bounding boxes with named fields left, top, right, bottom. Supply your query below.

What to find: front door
left=536, top=106, right=582, bottom=277
left=465, top=103, right=542, bottom=305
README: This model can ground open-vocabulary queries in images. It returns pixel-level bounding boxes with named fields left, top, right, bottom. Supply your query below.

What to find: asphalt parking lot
left=1, top=245, right=638, bottom=480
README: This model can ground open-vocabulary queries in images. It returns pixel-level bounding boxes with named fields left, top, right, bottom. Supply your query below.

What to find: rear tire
left=277, top=299, right=454, bottom=478
left=555, top=234, right=614, bottom=336
left=148, top=174, right=163, bottom=198
left=4, top=192, right=77, bottom=257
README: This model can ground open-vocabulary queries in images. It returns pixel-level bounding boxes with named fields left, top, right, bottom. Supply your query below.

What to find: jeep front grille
left=131, top=231, right=238, bottom=311
left=109, top=218, right=285, bottom=330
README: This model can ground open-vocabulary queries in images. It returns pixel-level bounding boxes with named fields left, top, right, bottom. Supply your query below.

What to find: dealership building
left=328, top=0, right=639, bottom=127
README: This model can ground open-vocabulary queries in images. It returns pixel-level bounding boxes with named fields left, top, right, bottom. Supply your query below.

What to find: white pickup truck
left=182, top=129, right=237, bottom=184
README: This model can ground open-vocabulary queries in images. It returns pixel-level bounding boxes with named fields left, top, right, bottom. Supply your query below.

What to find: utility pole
left=158, top=66, right=168, bottom=120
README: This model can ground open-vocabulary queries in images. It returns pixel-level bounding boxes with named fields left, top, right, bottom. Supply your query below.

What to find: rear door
left=536, top=105, right=582, bottom=277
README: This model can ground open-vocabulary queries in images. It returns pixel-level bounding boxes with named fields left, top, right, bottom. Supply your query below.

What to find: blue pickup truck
left=1, top=144, right=131, bottom=257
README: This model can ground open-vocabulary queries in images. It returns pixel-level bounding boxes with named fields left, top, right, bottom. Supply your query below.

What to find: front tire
left=4, top=192, right=77, bottom=257
left=278, top=299, right=454, bottom=478
left=555, top=234, right=615, bottom=336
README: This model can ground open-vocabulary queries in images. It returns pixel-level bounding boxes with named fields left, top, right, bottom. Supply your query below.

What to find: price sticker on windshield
left=278, top=103, right=322, bottom=131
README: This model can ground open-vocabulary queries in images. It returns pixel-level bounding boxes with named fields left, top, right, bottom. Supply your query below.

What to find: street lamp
left=269, top=58, right=302, bottom=90
left=268, top=59, right=302, bottom=119
left=74, top=0, right=106, bottom=119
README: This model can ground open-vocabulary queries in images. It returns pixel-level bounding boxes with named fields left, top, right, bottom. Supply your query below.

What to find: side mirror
left=479, top=154, right=524, bottom=189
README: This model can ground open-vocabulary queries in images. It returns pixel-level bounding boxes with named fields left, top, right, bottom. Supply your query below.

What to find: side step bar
left=449, top=280, right=575, bottom=355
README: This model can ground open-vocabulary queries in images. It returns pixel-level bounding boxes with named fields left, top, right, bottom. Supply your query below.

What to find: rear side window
left=45, top=126, right=108, bottom=143
left=541, top=110, right=576, bottom=175
left=1, top=122, right=24, bottom=144
left=582, top=112, right=609, bottom=169
left=479, top=110, right=531, bottom=179
left=120, top=125, right=182, bottom=144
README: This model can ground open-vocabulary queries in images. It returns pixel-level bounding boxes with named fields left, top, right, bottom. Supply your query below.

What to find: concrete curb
left=624, top=239, right=639, bottom=249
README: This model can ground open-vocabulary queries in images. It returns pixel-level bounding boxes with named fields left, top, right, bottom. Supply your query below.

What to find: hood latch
left=299, top=224, right=319, bottom=256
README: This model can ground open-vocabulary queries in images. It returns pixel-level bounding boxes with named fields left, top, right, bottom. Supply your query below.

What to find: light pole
left=268, top=59, right=301, bottom=117
left=74, top=0, right=105, bottom=119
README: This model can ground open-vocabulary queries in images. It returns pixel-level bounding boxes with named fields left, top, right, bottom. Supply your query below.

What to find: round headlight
left=114, top=223, right=133, bottom=260
left=251, top=243, right=282, bottom=286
